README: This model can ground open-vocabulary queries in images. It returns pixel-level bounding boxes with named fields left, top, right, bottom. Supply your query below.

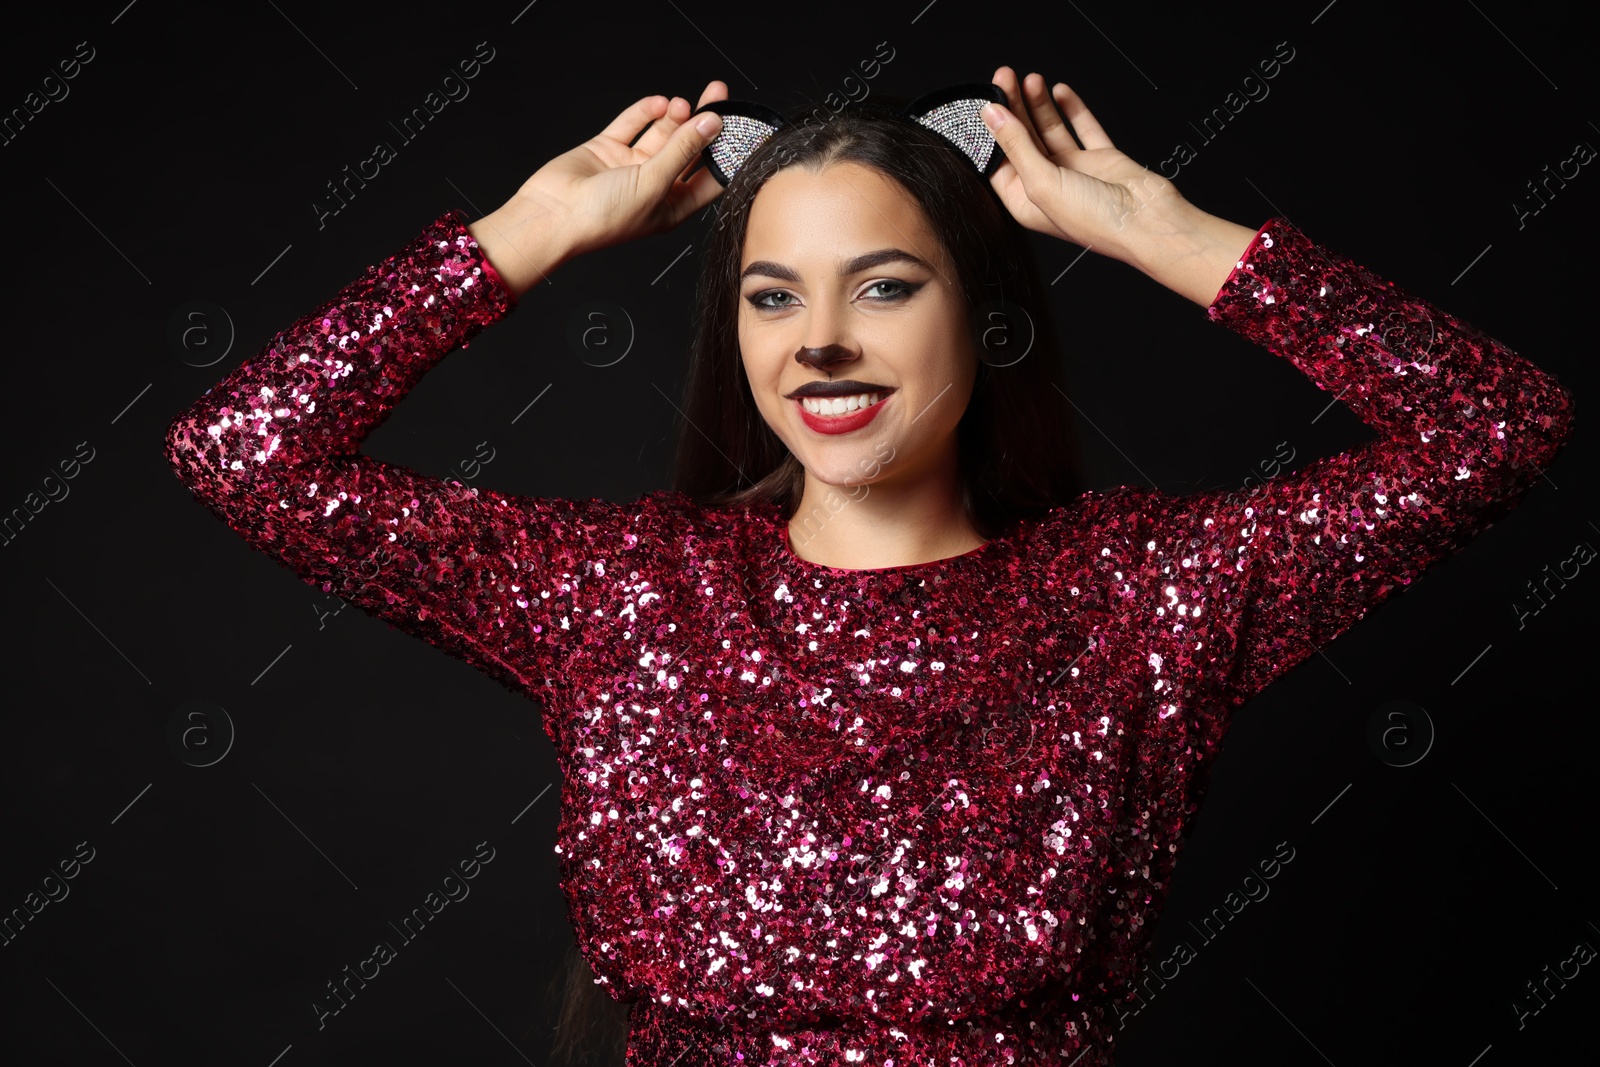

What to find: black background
left=1, top=1, right=1594, bottom=1064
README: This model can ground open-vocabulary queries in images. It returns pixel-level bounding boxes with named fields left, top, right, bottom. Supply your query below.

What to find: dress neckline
left=767, top=501, right=1017, bottom=576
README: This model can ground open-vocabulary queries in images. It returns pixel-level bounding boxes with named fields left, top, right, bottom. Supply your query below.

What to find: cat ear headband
left=689, top=81, right=1008, bottom=187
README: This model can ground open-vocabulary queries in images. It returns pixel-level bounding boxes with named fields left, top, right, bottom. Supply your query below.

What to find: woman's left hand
left=980, top=67, right=1189, bottom=263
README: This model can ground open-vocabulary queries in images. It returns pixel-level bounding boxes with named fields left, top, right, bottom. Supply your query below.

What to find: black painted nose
left=794, top=344, right=855, bottom=373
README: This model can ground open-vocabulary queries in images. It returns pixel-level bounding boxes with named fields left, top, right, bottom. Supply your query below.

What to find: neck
left=785, top=438, right=984, bottom=570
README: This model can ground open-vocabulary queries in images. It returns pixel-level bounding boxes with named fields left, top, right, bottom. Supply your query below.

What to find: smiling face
left=737, top=161, right=978, bottom=491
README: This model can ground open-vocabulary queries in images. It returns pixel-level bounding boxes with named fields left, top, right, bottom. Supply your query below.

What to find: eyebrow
left=738, top=248, right=934, bottom=285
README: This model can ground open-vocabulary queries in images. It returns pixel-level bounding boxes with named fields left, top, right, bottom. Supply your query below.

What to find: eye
left=747, top=289, right=796, bottom=310
left=744, top=279, right=922, bottom=312
left=862, top=279, right=918, bottom=301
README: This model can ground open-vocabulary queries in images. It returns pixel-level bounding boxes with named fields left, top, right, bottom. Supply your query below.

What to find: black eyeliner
left=745, top=280, right=922, bottom=310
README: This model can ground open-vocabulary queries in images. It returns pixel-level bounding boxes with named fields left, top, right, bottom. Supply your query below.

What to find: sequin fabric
left=164, top=210, right=1575, bottom=1065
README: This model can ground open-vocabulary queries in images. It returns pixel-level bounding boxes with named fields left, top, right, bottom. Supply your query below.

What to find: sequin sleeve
left=1193, top=217, right=1575, bottom=708
left=163, top=209, right=656, bottom=750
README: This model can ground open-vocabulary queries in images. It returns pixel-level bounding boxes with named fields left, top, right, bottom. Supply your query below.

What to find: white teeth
left=799, top=392, right=881, bottom=416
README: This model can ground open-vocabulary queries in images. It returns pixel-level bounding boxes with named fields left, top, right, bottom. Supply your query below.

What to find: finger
left=648, top=82, right=726, bottom=172
left=991, top=66, right=1049, bottom=159
left=1021, top=72, right=1082, bottom=157
left=980, top=102, right=1054, bottom=191
left=641, top=107, right=722, bottom=198
left=1050, top=82, right=1115, bottom=151
left=985, top=156, right=1062, bottom=239
left=665, top=162, right=727, bottom=224
left=989, top=156, right=1016, bottom=191
left=634, top=95, right=692, bottom=154
left=695, top=79, right=730, bottom=109
left=676, top=81, right=731, bottom=182
left=600, top=95, right=669, bottom=146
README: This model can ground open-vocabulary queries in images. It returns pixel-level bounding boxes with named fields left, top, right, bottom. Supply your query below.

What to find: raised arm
left=1190, top=218, right=1576, bottom=707
left=162, top=211, right=620, bottom=726
left=165, top=89, right=732, bottom=750
left=978, top=72, right=1576, bottom=715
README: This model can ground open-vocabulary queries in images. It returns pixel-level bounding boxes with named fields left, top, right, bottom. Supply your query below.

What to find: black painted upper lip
left=785, top=380, right=896, bottom=399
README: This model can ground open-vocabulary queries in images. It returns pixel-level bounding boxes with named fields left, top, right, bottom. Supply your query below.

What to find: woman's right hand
left=469, top=83, right=728, bottom=298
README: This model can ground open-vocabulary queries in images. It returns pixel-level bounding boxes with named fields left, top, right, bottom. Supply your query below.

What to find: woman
left=164, top=68, right=1575, bottom=1065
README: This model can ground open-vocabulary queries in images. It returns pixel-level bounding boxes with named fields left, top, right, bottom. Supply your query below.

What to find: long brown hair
left=548, top=94, right=1088, bottom=1065
left=545, top=941, right=632, bottom=1066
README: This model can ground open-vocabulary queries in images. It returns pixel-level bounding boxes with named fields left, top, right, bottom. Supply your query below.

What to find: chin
left=803, top=462, right=875, bottom=492
left=797, top=436, right=901, bottom=490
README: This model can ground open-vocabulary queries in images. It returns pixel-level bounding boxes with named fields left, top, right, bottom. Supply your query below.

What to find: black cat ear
left=692, top=100, right=788, bottom=187
left=901, top=82, right=1008, bottom=178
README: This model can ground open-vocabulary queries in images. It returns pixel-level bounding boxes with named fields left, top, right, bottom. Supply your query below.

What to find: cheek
left=739, top=344, right=788, bottom=427
left=904, top=328, right=978, bottom=413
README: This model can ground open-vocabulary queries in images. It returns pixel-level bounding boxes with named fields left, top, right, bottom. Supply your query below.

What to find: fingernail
left=696, top=113, right=721, bottom=136
left=981, top=103, right=1006, bottom=129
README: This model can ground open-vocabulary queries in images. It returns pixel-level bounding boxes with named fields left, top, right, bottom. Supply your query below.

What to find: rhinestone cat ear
left=690, top=99, right=788, bottom=187
left=692, top=81, right=1009, bottom=188
left=901, top=82, right=1008, bottom=178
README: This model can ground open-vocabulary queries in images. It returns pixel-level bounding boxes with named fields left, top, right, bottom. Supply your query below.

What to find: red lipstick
left=795, top=393, right=892, bottom=435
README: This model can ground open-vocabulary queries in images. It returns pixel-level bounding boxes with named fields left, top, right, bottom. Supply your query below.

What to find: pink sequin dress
left=164, top=209, right=1575, bottom=1065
